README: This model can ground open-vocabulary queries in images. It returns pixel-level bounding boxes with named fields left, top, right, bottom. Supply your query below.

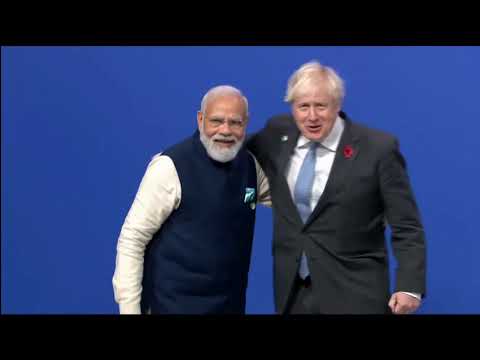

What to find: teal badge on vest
left=244, top=187, right=256, bottom=210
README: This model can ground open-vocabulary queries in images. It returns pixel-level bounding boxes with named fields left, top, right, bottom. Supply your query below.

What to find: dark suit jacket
left=247, top=111, right=426, bottom=314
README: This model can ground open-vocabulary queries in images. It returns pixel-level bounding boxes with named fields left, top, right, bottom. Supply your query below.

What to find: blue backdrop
left=2, top=46, right=480, bottom=314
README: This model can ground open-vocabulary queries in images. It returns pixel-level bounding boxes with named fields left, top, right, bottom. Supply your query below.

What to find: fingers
left=388, top=295, right=397, bottom=313
left=388, top=293, right=421, bottom=314
left=394, top=304, right=415, bottom=314
left=393, top=300, right=420, bottom=314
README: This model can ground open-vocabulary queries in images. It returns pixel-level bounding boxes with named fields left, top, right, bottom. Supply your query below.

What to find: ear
left=197, top=111, right=203, bottom=131
left=334, top=100, right=342, bottom=114
left=290, top=101, right=296, bottom=113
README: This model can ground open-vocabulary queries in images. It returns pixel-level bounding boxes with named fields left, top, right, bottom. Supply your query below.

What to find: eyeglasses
left=207, top=117, right=246, bottom=130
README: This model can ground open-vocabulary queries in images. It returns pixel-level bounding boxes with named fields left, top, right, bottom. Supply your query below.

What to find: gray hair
left=284, top=60, right=345, bottom=106
left=200, top=85, right=249, bottom=118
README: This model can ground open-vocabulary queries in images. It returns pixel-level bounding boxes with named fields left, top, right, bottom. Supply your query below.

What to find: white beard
left=199, top=127, right=244, bottom=163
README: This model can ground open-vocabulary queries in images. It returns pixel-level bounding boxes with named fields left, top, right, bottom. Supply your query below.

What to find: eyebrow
left=208, top=114, right=243, bottom=121
left=297, top=102, right=328, bottom=106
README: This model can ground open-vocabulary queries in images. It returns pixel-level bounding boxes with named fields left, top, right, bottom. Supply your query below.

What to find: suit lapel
left=273, top=122, right=304, bottom=225
left=305, top=117, right=361, bottom=227
left=277, top=127, right=299, bottom=176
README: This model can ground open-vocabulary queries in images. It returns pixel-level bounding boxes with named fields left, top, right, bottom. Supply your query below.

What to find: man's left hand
left=388, top=292, right=421, bottom=315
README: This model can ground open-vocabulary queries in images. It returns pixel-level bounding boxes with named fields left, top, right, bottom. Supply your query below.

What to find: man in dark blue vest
left=113, top=85, right=270, bottom=314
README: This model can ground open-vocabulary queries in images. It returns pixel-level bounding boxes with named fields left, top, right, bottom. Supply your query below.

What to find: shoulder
left=264, top=113, right=296, bottom=134
left=139, top=154, right=181, bottom=204
left=346, top=115, right=398, bottom=150
left=247, top=114, right=295, bottom=146
left=162, top=134, right=195, bottom=158
left=146, top=154, right=178, bottom=181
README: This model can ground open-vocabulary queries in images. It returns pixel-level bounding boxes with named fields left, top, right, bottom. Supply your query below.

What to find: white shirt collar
left=296, top=116, right=345, bottom=152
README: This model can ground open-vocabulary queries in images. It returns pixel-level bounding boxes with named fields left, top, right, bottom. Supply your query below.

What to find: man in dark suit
left=248, top=61, right=426, bottom=314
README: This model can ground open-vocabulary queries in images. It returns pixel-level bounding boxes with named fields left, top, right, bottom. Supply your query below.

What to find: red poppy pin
left=343, top=145, right=354, bottom=159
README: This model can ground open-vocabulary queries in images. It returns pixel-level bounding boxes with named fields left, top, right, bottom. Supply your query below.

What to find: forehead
left=293, top=86, right=333, bottom=103
left=205, top=95, right=245, bottom=114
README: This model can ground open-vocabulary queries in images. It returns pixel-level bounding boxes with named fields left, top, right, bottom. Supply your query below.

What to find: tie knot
left=309, top=142, right=319, bottom=151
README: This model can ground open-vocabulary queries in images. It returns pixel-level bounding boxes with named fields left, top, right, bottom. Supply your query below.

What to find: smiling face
left=197, top=94, right=247, bottom=162
left=291, top=85, right=340, bottom=142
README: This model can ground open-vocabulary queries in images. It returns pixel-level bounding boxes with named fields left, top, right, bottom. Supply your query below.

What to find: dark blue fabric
left=141, top=131, right=257, bottom=314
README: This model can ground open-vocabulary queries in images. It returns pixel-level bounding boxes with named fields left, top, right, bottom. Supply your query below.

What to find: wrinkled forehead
left=205, top=95, right=246, bottom=118
left=293, top=85, right=335, bottom=104
left=292, top=74, right=335, bottom=101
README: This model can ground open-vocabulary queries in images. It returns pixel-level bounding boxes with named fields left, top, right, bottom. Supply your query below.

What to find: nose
left=218, top=121, right=233, bottom=135
left=307, top=106, right=318, bottom=120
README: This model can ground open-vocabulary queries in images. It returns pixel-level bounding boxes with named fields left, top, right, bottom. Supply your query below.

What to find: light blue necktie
left=293, top=142, right=318, bottom=279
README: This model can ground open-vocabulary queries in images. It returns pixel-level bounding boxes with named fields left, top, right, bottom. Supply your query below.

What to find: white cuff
left=119, top=302, right=142, bottom=314
left=400, top=291, right=422, bottom=301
